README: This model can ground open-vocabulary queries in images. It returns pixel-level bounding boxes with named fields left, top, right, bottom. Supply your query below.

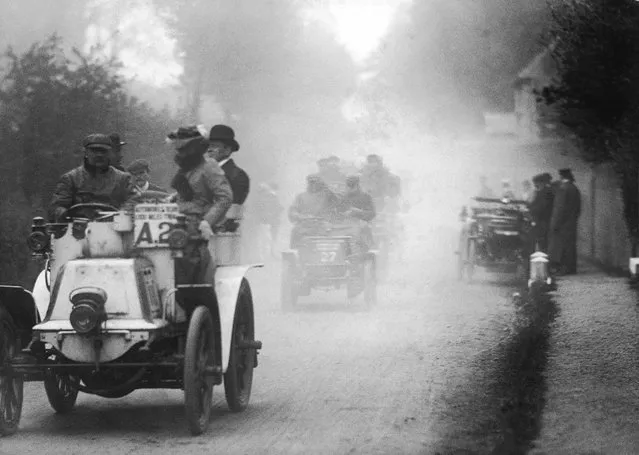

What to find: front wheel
left=363, top=258, right=377, bottom=309
left=44, top=359, right=79, bottom=414
left=184, top=306, right=215, bottom=436
left=281, top=256, right=299, bottom=312
left=224, top=279, right=256, bottom=412
left=0, top=307, right=23, bottom=436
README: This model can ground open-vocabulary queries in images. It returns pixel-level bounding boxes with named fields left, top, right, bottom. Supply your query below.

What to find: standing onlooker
left=549, top=168, right=581, bottom=275
left=528, top=173, right=554, bottom=252
left=109, top=133, right=126, bottom=171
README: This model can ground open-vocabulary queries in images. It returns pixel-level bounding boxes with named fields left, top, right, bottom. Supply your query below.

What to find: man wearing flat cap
left=126, top=159, right=166, bottom=193
left=109, top=133, right=126, bottom=171
left=549, top=168, right=581, bottom=275
left=49, top=133, right=136, bottom=221
left=288, top=174, right=340, bottom=248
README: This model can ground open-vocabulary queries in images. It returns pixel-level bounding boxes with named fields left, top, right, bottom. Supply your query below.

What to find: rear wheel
left=44, top=354, right=79, bottom=414
left=224, top=279, right=256, bottom=412
left=363, top=258, right=377, bottom=309
left=281, top=256, right=299, bottom=311
left=464, top=240, right=476, bottom=283
left=184, top=306, right=215, bottom=436
left=0, top=307, right=23, bottom=436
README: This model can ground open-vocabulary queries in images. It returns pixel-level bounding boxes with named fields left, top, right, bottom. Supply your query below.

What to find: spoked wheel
left=224, top=279, right=258, bottom=412
left=184, top=306, right=216, bottom=436
left=363, top=257, right=377, bottom=309
left=0, top=307, right=23, bottom=436
left=44, top=353, right=79, bottom=414
left=281, top=256, right=299, bottom=312
left=464, top=239, right=476, bottom=283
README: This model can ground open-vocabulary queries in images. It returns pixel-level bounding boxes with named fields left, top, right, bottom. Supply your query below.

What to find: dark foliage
left=0, top=36, right=175, bottom=285
left=544, top=0, right=639, bottom=250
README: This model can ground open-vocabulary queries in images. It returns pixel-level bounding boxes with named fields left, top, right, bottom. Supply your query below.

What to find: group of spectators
left=475, top=169, right=582, bottom=275
left=48, top=124, right=250, bottom=284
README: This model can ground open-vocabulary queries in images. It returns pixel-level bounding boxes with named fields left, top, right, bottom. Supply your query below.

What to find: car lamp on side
left=27, top=217, right=50, bottom=255
left=69, top=286, right=108, bottom=334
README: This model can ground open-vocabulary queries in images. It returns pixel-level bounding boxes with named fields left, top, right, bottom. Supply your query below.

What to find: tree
left=543, top=0, right=639, bottom=250
left=374, top=0, right=550, bottom=137
left=154, top=0, right=357, bottom=184
left=0, top=35, right=175, bottom=285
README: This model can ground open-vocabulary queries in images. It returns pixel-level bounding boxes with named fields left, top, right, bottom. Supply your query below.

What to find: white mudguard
left=32, top=269, right=50, bottom=321
left=214, top=265, right=262, bottom=371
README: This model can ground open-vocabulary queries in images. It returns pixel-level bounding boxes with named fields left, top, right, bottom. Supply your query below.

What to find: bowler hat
left=209, top=125, right=239, bottom=152
left=559, top=168, right=575, bottom=181
left=109, top=133, right=126, bottom=147
left=83, top=133, right=113, bottom=150
left=126, top=159, right=150, bottom=174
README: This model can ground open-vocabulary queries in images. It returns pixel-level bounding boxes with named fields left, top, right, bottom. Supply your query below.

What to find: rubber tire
left=224, top=279, right=255, bottom=412
left=44, top=366, right=79, bottom=414
left=465, top=240, right=476, bottom=284
left=281, top=257, right=298, bottom=312
left=0, top=307, right=23, bottom=436
left=184, top=306, right=215, bottom=436
left=363, top=258, right=377, bottom=309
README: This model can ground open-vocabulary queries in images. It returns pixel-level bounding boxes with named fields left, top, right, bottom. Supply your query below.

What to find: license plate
left=313, top=242, right=342, bottom=263
left=133, top=204, right=180, bottom=248
left=494, top=230, right=519, bottom=236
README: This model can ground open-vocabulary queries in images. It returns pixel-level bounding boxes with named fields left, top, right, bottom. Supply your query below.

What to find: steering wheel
left=64, top=203, right=119, bottom=221
left=129, top=190, right=171, bottom=204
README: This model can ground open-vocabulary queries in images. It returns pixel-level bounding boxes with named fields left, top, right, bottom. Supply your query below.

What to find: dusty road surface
left=2, top=219, right=543, bottom=455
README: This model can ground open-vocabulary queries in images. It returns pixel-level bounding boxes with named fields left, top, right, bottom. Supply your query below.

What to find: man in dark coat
left=549, top=168, right=581, bottom=274
left=528, top=173, right=555, bottom=252
left=126, top=159, right=166, bottom=193
left=49, top=133, right=136, bottom=221
left=109, top=133, right=126, bottom=171
left=339, top=175, right=376, bottom=222
left=206, top=124, right=249, bottom=205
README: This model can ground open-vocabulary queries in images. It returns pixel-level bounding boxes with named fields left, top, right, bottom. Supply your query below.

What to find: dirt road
left=2, top=232, right=539, bottom=455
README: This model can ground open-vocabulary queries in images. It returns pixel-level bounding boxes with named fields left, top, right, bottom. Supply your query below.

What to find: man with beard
left=288, top=174, right=340, bottom=248
left=549, top=168, right=581, bottom=275
left=168, top=126, right=233, bottom=283
left=49, top=133, right=136, bottom=221
left=109, top=133, right=126, bottom=171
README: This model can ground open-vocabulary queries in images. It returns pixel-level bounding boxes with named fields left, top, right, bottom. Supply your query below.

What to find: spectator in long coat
left=549, top=168, right=581, bottom=274
left=528, top=173, right=554, bottom=252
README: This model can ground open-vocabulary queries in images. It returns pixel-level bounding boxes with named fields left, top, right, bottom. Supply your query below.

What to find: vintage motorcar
left=456, top=196, right=531, bottom=282
left=281, top=217, right=376, bottom=311
left=0, top=193, right=262, bottom=436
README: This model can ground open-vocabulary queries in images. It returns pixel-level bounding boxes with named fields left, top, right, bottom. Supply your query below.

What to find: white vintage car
left=0, top=194, right=262, bottom=436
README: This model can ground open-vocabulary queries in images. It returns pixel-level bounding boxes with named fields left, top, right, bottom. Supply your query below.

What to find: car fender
left=32, top=269, right=50, bottom=321
left=214, top=264, right=262, bottom=371
left=0, top=285, right=39, bottom=346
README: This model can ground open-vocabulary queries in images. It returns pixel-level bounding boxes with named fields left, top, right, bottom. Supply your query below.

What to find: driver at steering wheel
left=49, top=133, right=136, bottom=221
left=288, top=174, right=339, bottom=248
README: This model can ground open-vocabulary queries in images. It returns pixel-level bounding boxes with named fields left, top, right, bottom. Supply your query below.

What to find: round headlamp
left=27, top=231, right=50, bottom=253
left=167, top=227, right=188, bottom=249
left=69, top=287, right=107, bottom=334
left=70, top=303, right=103, bottom=334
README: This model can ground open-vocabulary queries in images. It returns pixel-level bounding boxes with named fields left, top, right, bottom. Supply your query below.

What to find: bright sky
left=306, top=0, right=411, bottom=64
left=84, top=0, right=409, bottom=87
